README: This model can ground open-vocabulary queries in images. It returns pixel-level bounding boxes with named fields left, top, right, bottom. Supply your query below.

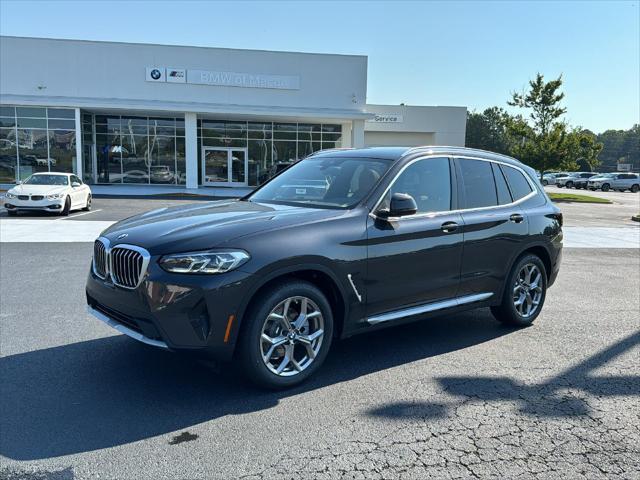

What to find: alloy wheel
left=512, top=263, right=543, bottom=318
left=260, top=296, right=325, bottom=377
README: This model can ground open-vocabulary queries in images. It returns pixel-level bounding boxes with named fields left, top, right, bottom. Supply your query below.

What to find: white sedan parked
left=3, top=172, right=92, bottom=216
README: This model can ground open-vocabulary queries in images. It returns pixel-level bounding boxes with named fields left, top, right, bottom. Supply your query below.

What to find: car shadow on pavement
left=1, top=308, right=514, bottom=460
left=367, top=330, right=640, bottom=421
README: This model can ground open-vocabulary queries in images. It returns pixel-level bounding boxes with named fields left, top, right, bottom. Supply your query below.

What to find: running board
left=367, top=292, right=493, bottom=325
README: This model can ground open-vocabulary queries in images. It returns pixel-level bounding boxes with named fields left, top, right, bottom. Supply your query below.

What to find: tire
left=491, top=254, right=547, bottom=327
left=557, top=184, right=563, bottom=188
left=83, top=194, right=92, bottom=211
left=7, top=210, right=17, bottom=216
left=60, top=196, right=70, bottom=216
left=631, top=184, right=639, bottom=193
left=237, top=280, right=334, bottom=389
left=566, top=181, right=574, bottom=188
left=542, top=180, right=548, bottom=186
left=601, top=183, right=610, bottom=192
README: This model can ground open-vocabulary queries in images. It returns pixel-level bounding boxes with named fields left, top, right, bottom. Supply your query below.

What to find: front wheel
left=491, top=254, right=547, bottom=327
left=60, top=196, right=70, bottom=216
left=601, top=183, right=610, bottom=192
left=237, top=281, right=334, bottom=389
left=542, top=180, right=548, bottom=186
left=631, top=184, right=639, bottom=193
left=566, top=181, right=574, bottom=188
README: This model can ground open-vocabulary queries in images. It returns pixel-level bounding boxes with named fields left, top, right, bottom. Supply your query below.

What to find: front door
left=366, top=157, right=464, bottom=317
left=203, top=147, right=248, bottom=186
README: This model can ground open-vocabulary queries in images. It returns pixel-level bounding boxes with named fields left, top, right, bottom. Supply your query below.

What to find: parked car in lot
left=86, top=146, right=563, bottom=388
left=556, top=172, right=596, bottom=188
left=4, top=172, right=92, bottom=215
left=588, top=172, right=640, bottom=192
left=542, top=172, right=569, bottom=186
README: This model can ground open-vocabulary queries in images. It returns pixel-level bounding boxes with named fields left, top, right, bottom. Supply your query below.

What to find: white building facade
left=0, top=36, right=466, bottom=191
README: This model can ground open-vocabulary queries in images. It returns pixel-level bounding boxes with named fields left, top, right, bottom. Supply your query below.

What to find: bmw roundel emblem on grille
left=117, top=233, right=128, bottom=240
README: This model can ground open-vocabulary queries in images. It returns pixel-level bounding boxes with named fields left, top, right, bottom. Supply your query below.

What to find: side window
left=501, top=165, right=533, bottom=201
left=458, top=159, right=497, bottom=209
left=383, top=157, right=451, bottom=214
left=492, top=163, right=512, bottom=205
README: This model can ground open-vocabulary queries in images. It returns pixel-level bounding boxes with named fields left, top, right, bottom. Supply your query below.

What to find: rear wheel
left=601, top=183, right=610, bottom=192
left=491, top=254, right=547, bottom=327
left=566, top=181, right=574, bottom=188
left=542, top=180, right=548, bottom=186
left=83, top=194, right=92, bottom=211
left=237, top=281, right=334, bottom=389
left=60, top=196, right=70, bottom=216
left=631, top=184, right=639, bottom=193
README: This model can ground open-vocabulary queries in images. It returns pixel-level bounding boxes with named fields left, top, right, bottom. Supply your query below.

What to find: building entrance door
left=202, top=147, right=248, bottom=186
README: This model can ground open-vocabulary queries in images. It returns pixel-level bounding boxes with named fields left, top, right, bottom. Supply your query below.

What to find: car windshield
left=248, top=156, right=393, bottom=209
left=23, top=174, right=68, bottom=186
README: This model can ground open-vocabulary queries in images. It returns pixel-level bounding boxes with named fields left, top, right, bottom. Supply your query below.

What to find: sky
left=0, top=0, right=638, bottom=133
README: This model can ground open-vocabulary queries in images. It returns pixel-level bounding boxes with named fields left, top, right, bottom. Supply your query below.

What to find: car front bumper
left=85, top=260, right=255, bottom=360
left=4, top=197, right=65, bottom=211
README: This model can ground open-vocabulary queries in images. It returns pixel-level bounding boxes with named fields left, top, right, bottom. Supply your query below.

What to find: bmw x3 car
left=86, top=147, right=563, bottom=388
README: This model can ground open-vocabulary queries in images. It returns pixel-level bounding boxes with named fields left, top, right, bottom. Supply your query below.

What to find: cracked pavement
left=1, top=244, right=638, bottom=479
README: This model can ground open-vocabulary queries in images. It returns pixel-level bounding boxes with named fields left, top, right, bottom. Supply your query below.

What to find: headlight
left=159, top=250, right=250, bottom=274
left=5, top=191, right=17, bottom=199
left=46, top=193, right=65, bottom=200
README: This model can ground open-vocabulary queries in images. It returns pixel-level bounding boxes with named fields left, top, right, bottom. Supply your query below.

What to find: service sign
left=367, top=114, right=404, bottom=123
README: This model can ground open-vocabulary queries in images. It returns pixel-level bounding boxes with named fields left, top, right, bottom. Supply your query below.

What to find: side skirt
left=366, top=292, right=494, bottom=325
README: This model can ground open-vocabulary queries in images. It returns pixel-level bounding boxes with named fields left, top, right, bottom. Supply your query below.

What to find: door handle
left=441, top=221, right=459, bottom=233
left=509, top=213, right=524, bottom=223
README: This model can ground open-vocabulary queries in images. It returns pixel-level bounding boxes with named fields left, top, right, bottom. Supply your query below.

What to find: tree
left=465, top=107, right=515, bottom=155
left=507, top=73, right=579, bottom=174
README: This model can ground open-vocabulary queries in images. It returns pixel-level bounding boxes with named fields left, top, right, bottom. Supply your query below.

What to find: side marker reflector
left=224, top=315, right=235, bottom=343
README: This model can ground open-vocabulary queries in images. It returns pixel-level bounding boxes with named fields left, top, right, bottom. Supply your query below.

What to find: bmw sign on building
left=145, top=67, right=165, bottom=82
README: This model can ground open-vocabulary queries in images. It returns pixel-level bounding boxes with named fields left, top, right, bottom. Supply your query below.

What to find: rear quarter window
left=501, top=165, right=533, bottom=201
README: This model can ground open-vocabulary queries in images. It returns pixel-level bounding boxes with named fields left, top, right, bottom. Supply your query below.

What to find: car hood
left=8, top=184, right=68, bottom=195
left=101, top=200, right=340, bottom=255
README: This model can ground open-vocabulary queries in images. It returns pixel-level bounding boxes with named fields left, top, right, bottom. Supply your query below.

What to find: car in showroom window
left=86, top=147, right=563, bottom=388
left=4, top=172, right=92, bottom=216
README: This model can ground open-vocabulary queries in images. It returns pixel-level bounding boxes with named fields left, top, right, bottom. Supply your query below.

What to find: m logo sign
left=145, top=67, right=166, bottom=82
left=166, top=68, right=186, bottom=83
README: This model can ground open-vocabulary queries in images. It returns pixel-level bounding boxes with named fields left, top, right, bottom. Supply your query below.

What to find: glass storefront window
left=122, top=135, right=149, bottom=183
left=199, top=119, right=342, bottom=187
left=0, top=106, right=79, bottom=182
left=48, top=129, right=76, bottom=173
left=176, top=137, right=186, bottom=184
left=150, top=136, right=176, bottom=184
left=17, top=129, right=49, bottom=179
left=0, top=128, right=17, bottom=183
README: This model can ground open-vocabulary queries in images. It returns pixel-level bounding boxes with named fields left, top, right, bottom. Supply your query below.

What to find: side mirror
left=16, top=180, right=22, bottom=185
left=379, top=192, right=418, bottom=218
left=72, top=182, right=81, bottom=187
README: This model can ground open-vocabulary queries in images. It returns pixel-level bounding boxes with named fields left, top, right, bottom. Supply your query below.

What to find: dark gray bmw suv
left=86, top=147, right=563, bottom=388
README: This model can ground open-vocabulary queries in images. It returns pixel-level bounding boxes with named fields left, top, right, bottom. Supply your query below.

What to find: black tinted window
left=459, top=159, right=497, bottom=209
left=383, top=157, right=451, bottom=213
left=492, top=163, right=512, bottom=205
left=502, top=165, right=533, bottom=200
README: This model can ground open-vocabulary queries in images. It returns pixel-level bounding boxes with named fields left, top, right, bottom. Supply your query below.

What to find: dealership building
left=0, top=36, right=466, bottom=193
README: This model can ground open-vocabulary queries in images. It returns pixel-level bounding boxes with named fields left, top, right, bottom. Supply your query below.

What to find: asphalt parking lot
left=1, top=192, right=639, bottom=479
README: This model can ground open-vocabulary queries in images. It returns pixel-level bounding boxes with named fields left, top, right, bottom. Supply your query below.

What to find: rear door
left=456, top=158, right=531, bottom=298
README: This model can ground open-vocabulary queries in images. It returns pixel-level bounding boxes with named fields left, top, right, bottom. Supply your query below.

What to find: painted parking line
left=55, top=209, right=103, bottom=220
left=0, top=219, right=115, bottom=242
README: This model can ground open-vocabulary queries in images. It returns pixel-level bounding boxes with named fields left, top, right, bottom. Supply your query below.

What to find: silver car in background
left=588, top=173, right=640, bottom=192
left=556, top=172, right=596, bottom=188
left=542, top=172, right=569, bottom=186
